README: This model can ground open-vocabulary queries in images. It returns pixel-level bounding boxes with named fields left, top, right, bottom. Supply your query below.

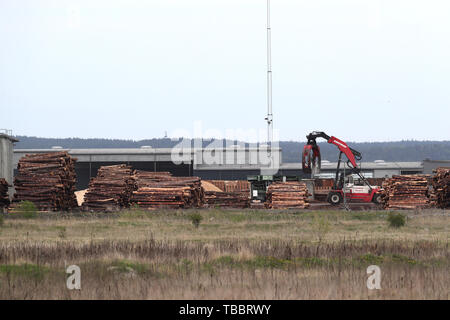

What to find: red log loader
left=302, top=131, right=383, bottom=205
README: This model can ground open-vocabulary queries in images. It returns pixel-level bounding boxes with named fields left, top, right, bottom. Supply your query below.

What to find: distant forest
left=13, top=136, right=450, bottom=163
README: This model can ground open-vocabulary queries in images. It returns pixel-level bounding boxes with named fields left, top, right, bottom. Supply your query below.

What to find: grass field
left=0, top=208, right=448, bottom=299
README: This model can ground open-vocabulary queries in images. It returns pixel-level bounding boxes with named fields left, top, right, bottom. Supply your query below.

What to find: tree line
left=13, top=136, right=450, bottom=162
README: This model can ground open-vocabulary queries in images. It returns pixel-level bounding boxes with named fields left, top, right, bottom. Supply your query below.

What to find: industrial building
left=11, top=146, right=441, bottom=190
left=13, top=147, right=281, bottom=189
left=0, top=131, right=18, bottom=196
left=422, top=159, right=450, bottom=174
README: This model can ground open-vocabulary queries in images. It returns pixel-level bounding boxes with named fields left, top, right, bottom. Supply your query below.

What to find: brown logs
left=431, top=168, right=450, bottom=208
left=201, top=180, right=250, bottom=208
left=380, top=175, right=431, bottom=209
left=204, top=191, right=250, bottom=208
left=0, top=178, right=10, bottom=209
left=131, top=171, right=204, bottom=209
left=131, top=186, right=193, bottom=209
left=134, top=171, right=173, bottom=188
left=12, top=152, right=77, bottom=211
left=265, top=182, right=310, bottom=209
left=82, top=165, right=136, bottom=212
left=205, top=180, right=250, bottom=193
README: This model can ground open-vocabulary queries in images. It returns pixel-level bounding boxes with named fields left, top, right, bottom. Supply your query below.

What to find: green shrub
left=387, top=212, right=406, bottom=228
left=0, top=264, right=49, bottom=280
left=0, top=214, right=3, bottom=227
left=358, top=253, right=384, bottom=265
left=15, top=201, right=37, bottom=218
left=109, top=259, right=149, bottom=275
left=188, top=212, right=203, bottom=228
left=248, top=256, right=290, bottom=269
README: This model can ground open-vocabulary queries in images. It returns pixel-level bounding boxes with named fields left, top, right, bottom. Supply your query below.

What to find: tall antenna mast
left=265, top=0, right=273, bottom=145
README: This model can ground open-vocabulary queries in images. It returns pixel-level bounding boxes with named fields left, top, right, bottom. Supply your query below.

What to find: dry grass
left=0, top=208, right=448, bottom=299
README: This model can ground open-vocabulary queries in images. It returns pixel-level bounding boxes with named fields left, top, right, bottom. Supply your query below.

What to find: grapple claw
left=302, top=144, right=321, bottom=174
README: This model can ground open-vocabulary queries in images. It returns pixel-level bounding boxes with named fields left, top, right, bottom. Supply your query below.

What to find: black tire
left=372, top=193, right=382, bottom=204
left=328, top=192, right=342, bottom=205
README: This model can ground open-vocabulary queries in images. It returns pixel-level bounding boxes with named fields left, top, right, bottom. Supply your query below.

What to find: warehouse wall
left=0, top=135, right=15, bottom=197
left=372, top=169, right=400, bottom=178
left=423, top=160, right=450, bottom=174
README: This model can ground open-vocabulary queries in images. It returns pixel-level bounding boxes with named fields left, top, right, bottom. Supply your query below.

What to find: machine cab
left=343, top=175, right=372, bottom=194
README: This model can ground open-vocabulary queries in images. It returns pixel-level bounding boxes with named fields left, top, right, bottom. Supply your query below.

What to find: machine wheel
left=372, top=193, right=382, bottom=204
left=328, top=192, right=342, bottom=205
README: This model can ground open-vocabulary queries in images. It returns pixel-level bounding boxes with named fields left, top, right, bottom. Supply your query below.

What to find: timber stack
left=0, top=178, right=10, bottom=209
left=206, top=180, right=250, bottom=193
left=82, top=164, right=136, bottom=212
left=131, top=186, right=193, bottom=209
left=203, top=180, right=250, bottom=208
left=380, top=175, right=431, bottom=209
left=12, top=152, right=77, bottom=211
left=131, top=174, right=204, bottom=209
left=265, top=182, right=310, bottom=209
left=204, top=191, right=249, bottom=208
left=313, top=178, right=334, bottom=202
left=431, top=168, right=450, bottom=208
left=134, top=171, right=173, bottom=188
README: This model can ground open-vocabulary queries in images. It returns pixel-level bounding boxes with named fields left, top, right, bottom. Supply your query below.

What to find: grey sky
left=1, top=0, right=449, bottom=142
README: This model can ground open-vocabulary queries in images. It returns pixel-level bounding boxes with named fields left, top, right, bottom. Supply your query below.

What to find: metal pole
left=265, top=0, right=273, bottom=145
left=343, top=162, right=350, bottom=211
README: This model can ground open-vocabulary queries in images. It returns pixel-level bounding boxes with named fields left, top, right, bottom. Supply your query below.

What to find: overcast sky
left=1, top=0, right=449, bottom=142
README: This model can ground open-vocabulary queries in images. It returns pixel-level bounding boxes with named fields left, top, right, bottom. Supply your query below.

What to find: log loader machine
left=247, top=3, right=383, bottom=206
left=302, top=131, right=383, bottom=205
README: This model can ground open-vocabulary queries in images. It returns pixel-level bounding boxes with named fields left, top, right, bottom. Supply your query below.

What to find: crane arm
left=302, top=131, right=373, bottom=192
left=302, top=131, right=364, bottom=176
left=305, top=131, right=361, bottom=168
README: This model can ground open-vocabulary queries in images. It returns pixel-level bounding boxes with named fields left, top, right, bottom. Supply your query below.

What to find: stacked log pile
left=265, top=182, right=310, bottom=209
left=207, top=180, right=250, bottom=193
left=202, top=180, right=250, bottom=208
left=313, top=179, right=334, bottom=202
left=380, top=175, right=431, bottom=209
left=0, top=178, right=10, bottom=209
left=431, top=168, right=450, bottom=208
left=201, top=181, right=223, bottom=193
left=204, top=191, right=250, bottom=208
left=82, top=165, right=136, bottom=212
left=12, top=152, right=77, bottom=211
left=132, top=187, right=192, bottom=209
left=131, top=173, right=204, bottom=209
left=134, top=171, right=173, bottom=188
